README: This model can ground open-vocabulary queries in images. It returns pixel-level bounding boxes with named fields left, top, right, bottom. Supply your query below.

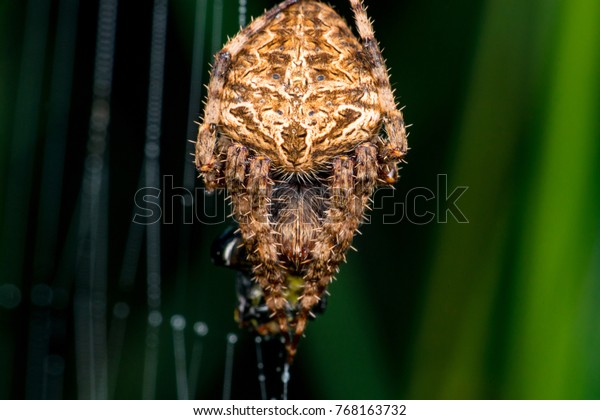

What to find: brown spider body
left=219, top=1, right=381, bottom=173
left=196, top=0, right=407, bottom=361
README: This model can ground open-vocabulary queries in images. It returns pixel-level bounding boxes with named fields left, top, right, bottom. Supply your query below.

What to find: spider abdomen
left=220, top=0, right=382, bottom=173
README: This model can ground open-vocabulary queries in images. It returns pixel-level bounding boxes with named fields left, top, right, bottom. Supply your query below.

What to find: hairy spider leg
left=225, top=145, right=290, bottom=335
left=348, top=0, right=408, bottom=185
left=195, top=0, right=301, bottom=190
left=288, top=143, right=379, bottom=360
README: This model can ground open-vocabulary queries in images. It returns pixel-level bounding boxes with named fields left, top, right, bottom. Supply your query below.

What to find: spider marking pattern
left=196, top=0, right=408, bottom=361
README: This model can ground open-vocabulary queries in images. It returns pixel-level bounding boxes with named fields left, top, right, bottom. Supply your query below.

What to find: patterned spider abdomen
left=220, top=1, right=382, bottom=173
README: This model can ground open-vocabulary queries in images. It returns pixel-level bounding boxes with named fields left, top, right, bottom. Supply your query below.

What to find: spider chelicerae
left=196, top=0, right=408, bottom=361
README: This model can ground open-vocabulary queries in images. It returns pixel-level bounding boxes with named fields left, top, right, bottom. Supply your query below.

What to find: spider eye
left=277, top=110, right=283, bottom=115
left=272, top=73, right=281, bottom=80
left=308, top=111, right=315, bottom=116
left=316, top=74, right=325, bottom=81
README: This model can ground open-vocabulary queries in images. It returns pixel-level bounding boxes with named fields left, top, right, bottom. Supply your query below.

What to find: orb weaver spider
left=196, top=0, right=408, bottom=361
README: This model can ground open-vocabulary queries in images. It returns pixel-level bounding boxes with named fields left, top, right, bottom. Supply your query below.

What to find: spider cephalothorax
left=196, top=0, right=407, bottom=361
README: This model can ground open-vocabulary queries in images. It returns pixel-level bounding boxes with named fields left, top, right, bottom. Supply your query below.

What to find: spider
left=195, top=0, right=408, bottom=361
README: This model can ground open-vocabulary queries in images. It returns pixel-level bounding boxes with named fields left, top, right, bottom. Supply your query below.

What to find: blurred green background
left=1, top=0, right=599, bottom=399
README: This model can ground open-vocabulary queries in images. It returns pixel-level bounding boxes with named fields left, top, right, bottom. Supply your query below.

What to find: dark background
left=1, top=0, right=599, bottom=399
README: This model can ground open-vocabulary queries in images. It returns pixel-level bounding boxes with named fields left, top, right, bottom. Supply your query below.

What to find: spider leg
left=225, top=144, right=289, bottom=335
left=196, top=0, right=301, bottom=189
left=348, top=0, right=408, bottom=184
left=195, top=51, right=232, bottom=190
left=289, top=143, right=378, bottom=360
